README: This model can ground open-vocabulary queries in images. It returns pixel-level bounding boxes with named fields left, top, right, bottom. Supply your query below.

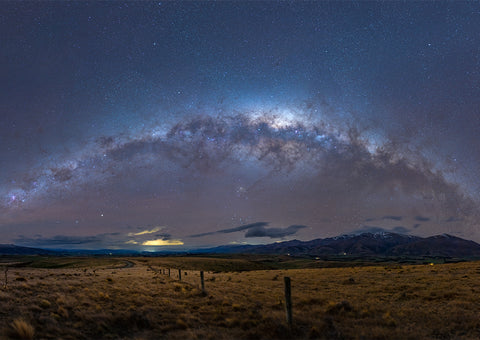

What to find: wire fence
left=147, top=265, right=293, bottom=326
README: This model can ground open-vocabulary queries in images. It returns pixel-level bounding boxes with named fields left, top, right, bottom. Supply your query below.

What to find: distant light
left=142, top=239, right=184, bottom=246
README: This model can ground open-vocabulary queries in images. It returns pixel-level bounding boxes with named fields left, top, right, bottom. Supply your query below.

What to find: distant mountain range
left=198, top=232, right=480, bottom=257
left=0, top=245, right=138, bottom=256
left=2, top=232, right=480, bottom=257
left=0, top=244, right=57, bottom=255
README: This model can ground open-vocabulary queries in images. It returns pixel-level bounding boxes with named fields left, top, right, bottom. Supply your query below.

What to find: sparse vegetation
left=1, top=256, right=480, bottom=339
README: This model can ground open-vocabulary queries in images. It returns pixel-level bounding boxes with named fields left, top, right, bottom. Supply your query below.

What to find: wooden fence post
left=200, top=271, right=205, bottom=294
left=178, top=269, right=182, bottom=281
left=168, top=268, right=170, bottom=277
left=284, top=277, right=292, bottom=327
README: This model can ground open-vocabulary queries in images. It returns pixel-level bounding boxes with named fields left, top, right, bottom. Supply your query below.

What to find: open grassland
left=0, top=256, right=125, bottom=269
left=2, top=257, right=480, bottom=339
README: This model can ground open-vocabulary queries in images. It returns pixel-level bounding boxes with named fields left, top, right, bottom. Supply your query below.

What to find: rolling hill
left=200, top=232, right=480, bottom=257
left=0, top=244, right=57, bottom=255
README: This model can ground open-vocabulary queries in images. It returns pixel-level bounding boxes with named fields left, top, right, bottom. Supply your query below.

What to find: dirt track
left=120, top=259, right=135, bottom=268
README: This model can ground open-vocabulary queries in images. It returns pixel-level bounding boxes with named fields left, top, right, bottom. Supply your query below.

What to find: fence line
left=149, top=265, right=292, bottom=325
left=150, top=266, right=205, bottom=287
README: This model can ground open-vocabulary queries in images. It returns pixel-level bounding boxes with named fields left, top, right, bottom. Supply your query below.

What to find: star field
left=1, top=2, right=479, bottom=249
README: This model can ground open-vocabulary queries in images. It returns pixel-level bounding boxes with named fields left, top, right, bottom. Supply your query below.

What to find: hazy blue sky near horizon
left=1, top=1, right=480, bottom=250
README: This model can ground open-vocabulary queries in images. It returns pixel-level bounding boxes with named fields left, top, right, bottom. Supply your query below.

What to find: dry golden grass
left=1, top=257, right=480, bottom=339
left=8, top=318, right=34, bottom=339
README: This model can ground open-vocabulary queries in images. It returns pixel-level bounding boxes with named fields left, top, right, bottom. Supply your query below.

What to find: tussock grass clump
left=9, top=318, right=35, bottom=339
left=39, top=299, right=51, bottom=309
left=113, top=310, right=152, bottom=331
left=326, top=300, right=353, bottom=315
left=382, top=311, right=397, bottom=327
left=175, top=318, right=188, bottom=330
left=232, top=304, right=246, bottom=312
left=57, top=306, right=69, bottom=318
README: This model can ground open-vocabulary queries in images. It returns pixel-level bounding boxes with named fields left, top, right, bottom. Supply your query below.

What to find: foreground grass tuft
left=9, top=318, right=35, bottom=339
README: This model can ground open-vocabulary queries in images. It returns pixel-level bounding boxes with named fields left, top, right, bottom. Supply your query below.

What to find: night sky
left=1, top=1, right=480, bottom=250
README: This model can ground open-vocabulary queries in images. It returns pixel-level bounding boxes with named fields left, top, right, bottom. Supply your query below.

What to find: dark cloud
left=153, top=233, right=172, bottom=240
left=415, top=216, right=430, bottom=222
left=14, top=235, right=102, bottom=247
left=190, top=222, right=269, bottom=238
left=189, top=222, right=305, bottom=239
left=382, top=216, right=403, bottom=221
left=244, top=225, right=307, bottom=238
left=413, top=224, right=421, bottom=229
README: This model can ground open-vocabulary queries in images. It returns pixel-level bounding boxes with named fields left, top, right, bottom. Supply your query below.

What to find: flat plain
left=1, top=256, right=480, bottom=339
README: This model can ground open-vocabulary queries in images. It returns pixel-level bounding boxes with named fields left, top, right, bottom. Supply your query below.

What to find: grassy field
left=1, top=256, right=480, bottom=339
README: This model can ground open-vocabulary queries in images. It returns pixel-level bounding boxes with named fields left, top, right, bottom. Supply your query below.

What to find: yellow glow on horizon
left=125, top=240, right=139, bottom=244
left=142, top=239, right=184, bottom=246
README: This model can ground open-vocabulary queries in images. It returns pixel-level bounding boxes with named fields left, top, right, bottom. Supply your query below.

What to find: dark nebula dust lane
left=1, top=2, right=479, bottom=249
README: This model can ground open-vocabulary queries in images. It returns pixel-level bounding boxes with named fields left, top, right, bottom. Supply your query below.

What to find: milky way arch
left=1, top=108, right=477, bottom=245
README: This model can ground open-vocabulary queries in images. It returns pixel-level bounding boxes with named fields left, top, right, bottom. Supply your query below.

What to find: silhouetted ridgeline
left=0, top=244, right=57, bottom=255
left=197, top=232, right=480, bottom=257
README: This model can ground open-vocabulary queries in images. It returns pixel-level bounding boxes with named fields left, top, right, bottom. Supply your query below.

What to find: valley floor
left=1, top=257, right=480, bottom=339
